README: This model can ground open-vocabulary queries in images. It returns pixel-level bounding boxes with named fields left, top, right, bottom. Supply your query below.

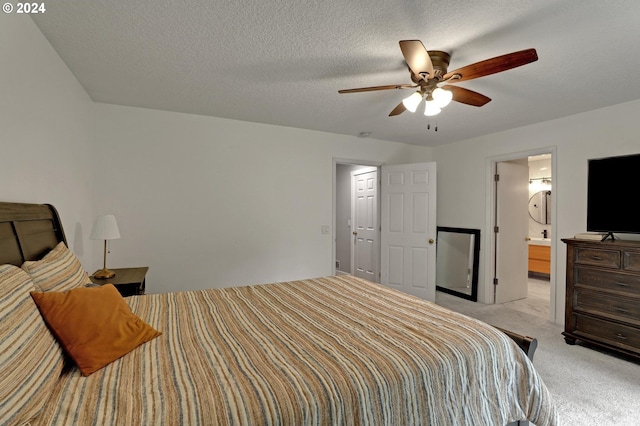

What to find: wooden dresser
left=562, top=238, right=640, bottom=360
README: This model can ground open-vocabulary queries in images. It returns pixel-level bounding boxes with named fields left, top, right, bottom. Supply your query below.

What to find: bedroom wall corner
left=0, top=15, right=94, bottom=267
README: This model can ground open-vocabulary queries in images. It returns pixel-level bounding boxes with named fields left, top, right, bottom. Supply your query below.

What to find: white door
left=495, top=159, right=529, bottom=303
left=380, top=163, right=437, bottom=301
left=351, top=168, right=379, bottom=282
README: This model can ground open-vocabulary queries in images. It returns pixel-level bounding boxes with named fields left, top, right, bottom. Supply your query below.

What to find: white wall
left=433, top=98, right=640, bottom=323
left=93, top=103, right=432, bottom=293
left=0, top=16, right=94, bottom=266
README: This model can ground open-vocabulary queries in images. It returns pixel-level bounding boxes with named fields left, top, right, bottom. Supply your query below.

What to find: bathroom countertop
left=528, top=238, right=551, bottom=246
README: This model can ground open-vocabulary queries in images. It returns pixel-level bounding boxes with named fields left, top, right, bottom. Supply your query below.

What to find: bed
left=0, top=201, right=558, bottom=425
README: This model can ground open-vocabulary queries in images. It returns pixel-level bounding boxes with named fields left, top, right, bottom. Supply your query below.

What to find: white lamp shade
left=432, top=87, right=453, bottom=108
left=402, top=92, right=423, bottom=113
left=90, top=215, right=121, bottom=240
left=423, top=100, right=441, bottom=117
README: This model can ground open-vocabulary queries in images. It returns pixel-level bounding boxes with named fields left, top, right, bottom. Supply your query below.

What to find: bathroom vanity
left=528, top=239, right=551, bottom=278
left=528, top=188, right=551, bottom=278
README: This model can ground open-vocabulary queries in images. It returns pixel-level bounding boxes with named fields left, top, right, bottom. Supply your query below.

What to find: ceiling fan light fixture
left=424, top=99, right=441, bottom=116
left=432, top=87, right=453, bottom=108
left=402, top=92, right=423, bottom=113
left=339, top=41, right=538, bottom=120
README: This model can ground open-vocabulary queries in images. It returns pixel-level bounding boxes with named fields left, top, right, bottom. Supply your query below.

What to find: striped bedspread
left=34, top=275, right=557, bottom=425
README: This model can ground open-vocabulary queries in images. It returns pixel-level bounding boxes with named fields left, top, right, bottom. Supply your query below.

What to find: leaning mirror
left=528, top=190, right=551, bottom=225
left=436, top=227, right=480, bottom=302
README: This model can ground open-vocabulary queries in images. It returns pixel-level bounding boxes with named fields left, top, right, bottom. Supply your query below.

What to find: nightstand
left=90, top=266, right=148, bottom=297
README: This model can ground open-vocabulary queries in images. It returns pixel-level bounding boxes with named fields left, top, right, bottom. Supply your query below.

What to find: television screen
left=587, top=153, right=640, bottom=234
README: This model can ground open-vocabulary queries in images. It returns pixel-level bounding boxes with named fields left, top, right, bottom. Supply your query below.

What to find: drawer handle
left=614, top=307, right=629, bottom=314
left=591, top=256, right=602, bottom=261
left=614, top=333, right=627, bottom=341
left=615, top=282, right=629, bottom=287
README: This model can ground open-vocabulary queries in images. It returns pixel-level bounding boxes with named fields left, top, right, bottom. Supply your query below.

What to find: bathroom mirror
left=529, top=190, right=552, bottom=225
left=436, top=227, right=480, bottom=302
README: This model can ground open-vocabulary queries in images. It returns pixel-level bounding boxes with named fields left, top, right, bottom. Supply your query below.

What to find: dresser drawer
left=574, top=314, right=640, bottom=351
left=575, top=247, right=620, bottom=268
left=529, top=258, right=551, bottom=274
left=529, top=244, right=550, bottom=260
left=575, top=267, right=640, bottom=296
left=624, top=250, right=640, bottom=272
left=575, top=289, right=640, bottom=324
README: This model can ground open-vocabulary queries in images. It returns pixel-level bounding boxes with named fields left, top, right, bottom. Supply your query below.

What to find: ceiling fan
left=339, top=40, right=538, bottom=117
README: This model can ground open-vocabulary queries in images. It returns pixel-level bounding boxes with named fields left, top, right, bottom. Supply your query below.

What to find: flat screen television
left=587, top=153, right=640, bottom=238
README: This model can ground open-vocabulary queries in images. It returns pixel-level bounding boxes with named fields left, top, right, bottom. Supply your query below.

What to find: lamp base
left=93, top=268, right=116, bottom=279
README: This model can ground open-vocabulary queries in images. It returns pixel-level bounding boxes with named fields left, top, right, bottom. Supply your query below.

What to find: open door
left=380, top=163, right=437, bottom=301
left=494, top=159, right=529, bottom=303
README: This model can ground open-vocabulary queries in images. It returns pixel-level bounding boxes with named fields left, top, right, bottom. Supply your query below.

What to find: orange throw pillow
left=30, top=284, right=161, bottom=376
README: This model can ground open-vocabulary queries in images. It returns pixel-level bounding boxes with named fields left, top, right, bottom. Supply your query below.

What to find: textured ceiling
left=31, top=0, right=640, bottom=147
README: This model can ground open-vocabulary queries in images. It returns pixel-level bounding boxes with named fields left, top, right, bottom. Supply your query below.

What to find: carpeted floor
left=436, top=283, right=640, bottom=425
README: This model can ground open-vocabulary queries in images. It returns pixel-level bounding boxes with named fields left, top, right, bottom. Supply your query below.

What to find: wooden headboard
left=0, top=202, right=67, bottom=266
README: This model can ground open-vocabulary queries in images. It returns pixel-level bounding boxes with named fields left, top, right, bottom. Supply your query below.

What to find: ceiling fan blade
left=443, top=48, right=538, bottom=83
left=388, top=102, right=406, bottom=116
left=338, top=84, right=416, bottom=94
left=443, top=85, right=491, bottom=106
left=399, top=40, right=434, bottom=81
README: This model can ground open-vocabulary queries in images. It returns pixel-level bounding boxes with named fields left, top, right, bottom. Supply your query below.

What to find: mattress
left=33, top=275, right=557, bottom=425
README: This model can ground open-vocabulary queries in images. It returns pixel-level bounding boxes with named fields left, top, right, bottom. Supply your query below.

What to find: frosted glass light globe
left=424, top=100, right=441, bottom=116
left=402, top=92, right=423, bottom=113
left=432, top=87, right=453, bottom=108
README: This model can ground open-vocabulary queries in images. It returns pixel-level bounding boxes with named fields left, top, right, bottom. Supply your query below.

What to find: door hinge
left=493, top=278, right=499, bottom=286
left=494, top=226, right=499, bottom=233
left=494, top=173, right=500, bottom=182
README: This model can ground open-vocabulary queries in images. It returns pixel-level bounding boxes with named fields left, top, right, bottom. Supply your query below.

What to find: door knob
left=428, top=238, right=435, bottom=244
left=353, top=231, right=358, bottom=235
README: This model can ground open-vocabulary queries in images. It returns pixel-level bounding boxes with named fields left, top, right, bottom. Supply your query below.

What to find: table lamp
left=90, top=214, right=121, bottom=279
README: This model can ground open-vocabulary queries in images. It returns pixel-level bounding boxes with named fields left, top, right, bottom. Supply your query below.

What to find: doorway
left=488, top=150, right=556, bottom=323
left=333, top=160, right=438, bottom=301
left=334, top=162, right=381, bottom=277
